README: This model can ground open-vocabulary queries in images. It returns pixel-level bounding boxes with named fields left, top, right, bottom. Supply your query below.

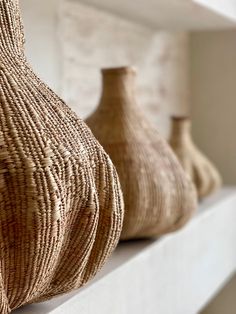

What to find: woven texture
left=86, top=67, right=197, bottom=240
left=169, top=117, right=222, bottom=199
left=0, top=1, right=124, bottom=313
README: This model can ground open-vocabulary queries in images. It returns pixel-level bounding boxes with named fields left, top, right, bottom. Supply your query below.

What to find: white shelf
left=14, top=188, right=236, bottom=314
left=73, top=0, right=236, bottom=30
left=194, top=0, right=236, bottom=24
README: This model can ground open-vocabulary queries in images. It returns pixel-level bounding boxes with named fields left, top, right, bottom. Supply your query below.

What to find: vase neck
left=170, top=117, right=192, bottom=143
left=100, top=67, right=137, bottom=107
left=0, top=0, right=25, bottom=58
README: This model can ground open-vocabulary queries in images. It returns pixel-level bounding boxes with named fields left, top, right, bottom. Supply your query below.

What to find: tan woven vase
left=169, top=117, right=222, bottom=199
left=86, top=67, right=197, bottom=240
left=0, top=1, right=124, bottom=313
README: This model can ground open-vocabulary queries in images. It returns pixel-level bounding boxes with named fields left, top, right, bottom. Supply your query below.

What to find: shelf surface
left=73, top=0, right=236, bottom=30
left=14, top=187, right=236, bottom=314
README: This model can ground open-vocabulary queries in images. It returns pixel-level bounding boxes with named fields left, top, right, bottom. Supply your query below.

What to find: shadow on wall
left=201, top=274, right=236, bottom=314
left=191, top=29, right=236, bottom=185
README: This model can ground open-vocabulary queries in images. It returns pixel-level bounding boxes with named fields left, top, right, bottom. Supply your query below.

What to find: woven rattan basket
left=0, top=1, right=124, bottom=313
left=169, top=116, right=222, bottom=198
left=86, top=67, right=197, bottom=240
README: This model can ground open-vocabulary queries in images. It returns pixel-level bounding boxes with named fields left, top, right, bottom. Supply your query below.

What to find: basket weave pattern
left=0, top=1, right=124, bottom=312
left=169, top=117, right=222, bottom=198
left=86, top=67, right=197, bottom=240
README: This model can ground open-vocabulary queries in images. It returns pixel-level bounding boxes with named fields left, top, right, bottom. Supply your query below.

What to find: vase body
left=0, top=1, right=124, bottom=313
left=169, top=117, right=222, bottom=198
left=86, top=67, right=197, bottom=240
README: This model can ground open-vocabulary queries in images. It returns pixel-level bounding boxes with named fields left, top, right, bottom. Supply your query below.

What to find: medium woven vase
left=0, top=1, right=124, bottom=313
left=86, top=67, right=197, bottom=240
left=169, top=117, right=222, bottom=198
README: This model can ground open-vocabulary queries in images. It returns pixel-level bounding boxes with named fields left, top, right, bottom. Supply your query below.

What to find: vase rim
left=102, top=66, right=136, bottom=75
left=171, top=115, right=190, bottom=121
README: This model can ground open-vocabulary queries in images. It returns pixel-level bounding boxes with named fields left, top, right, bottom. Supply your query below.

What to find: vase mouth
left=102, top=66, right=136, bottom=75
left=171, top=115, right=190, bottom=121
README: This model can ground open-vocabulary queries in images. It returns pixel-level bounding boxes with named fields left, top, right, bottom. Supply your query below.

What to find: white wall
left=191, top=29, right=236, bottom=184
left=20, top=0, right=61, bottom=93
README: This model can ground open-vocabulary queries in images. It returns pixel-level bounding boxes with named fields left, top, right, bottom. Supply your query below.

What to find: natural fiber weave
left=0, top=1, right=124, bottom=313
left=86, top=67, right=197, bottom=240
left=169, top=117, right=222, bottom=199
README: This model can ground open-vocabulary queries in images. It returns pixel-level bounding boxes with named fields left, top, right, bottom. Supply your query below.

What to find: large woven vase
left=0, top=1, right=124, bottom=313
left=86, top=67, right=197, bottom=240
left=169, top=117, right=222, bottom=198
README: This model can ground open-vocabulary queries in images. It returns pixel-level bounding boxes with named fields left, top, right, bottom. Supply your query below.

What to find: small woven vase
left=86, top=67, right=197, bottom=240
left=0, top=1, right=124, bottom=313
left=169, top=117, right=222, bottom=198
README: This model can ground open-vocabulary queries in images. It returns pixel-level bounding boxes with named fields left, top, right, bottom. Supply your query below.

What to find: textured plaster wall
left=21, top=0, right=61, bottom=93
left=59, top=1, right=189, bottom=137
